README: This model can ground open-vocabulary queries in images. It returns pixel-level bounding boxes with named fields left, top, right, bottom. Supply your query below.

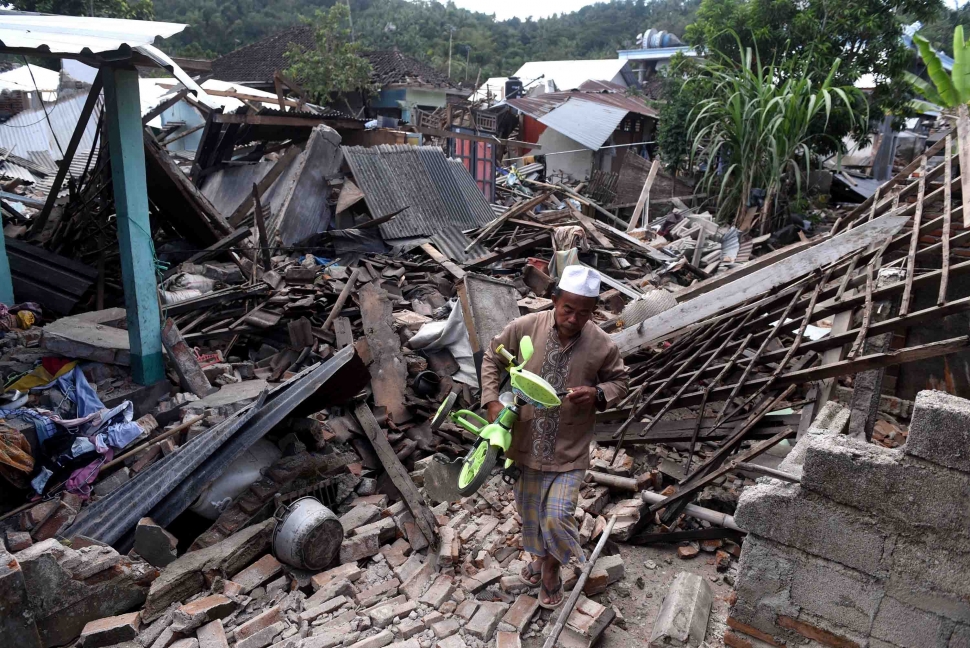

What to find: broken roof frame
left=602, top=129, right=970, bottom=539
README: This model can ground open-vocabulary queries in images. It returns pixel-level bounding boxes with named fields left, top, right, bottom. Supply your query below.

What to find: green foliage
left=153, top=0, right=701, bottom=80
left=285, top=4, right=374, bottom=103
left=656, top=54, right=712, bottom=173
left=685, top=0, right=942, bottom=138
left=908, top=26, right=970, bottom=110
left=8, top=0, right=152, bottom=19
left=687, top=38, right=867, bottom=224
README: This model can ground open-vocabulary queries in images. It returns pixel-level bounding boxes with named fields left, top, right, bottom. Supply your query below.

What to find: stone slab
left=648, top=572, right=712, bottom=648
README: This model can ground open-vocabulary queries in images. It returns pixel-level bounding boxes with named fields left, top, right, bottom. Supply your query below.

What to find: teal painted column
left=0, top=235, right=14, bottom=305
left=103, top=66, right=164, bottom=385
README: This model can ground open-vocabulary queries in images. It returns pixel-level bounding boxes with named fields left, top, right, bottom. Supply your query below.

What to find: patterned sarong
left=514, top=466, right=586, bottom=564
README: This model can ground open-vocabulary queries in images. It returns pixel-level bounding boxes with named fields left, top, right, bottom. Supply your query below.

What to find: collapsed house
left=0, top=11, right=969, bottom=648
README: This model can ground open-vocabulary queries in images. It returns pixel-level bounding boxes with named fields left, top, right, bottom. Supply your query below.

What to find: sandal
left=518, top=560, right=543, bottom=587
left=537, top=571, right=564, bottom=610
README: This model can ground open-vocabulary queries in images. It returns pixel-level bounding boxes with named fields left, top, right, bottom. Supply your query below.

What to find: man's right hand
left=486, top=400, right=503, bottom=423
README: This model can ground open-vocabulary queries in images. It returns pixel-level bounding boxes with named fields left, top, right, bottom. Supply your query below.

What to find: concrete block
left=778, top=401, right=849, bottom=476
left=648, top=572, right=712, bottom=647
left=871, top=596, right=949, bottom=648
left=79, top=612, right=141, bottom=648
left=788, top=555, right=883, bottom=635
left=800, top=435, right=970, bottom=541
left=134, top=518, right=179, bottom=568
left=593, top=554, right=624, bottom=584
left=367, top=599, right=417, bottom=629
left=392, top=554, right=424, bottom=584
left=397, top=619, right=424, bottom=639
left=495, top=632, right=521, bottom=648
left=464, top=567, right=502, bottom=593
left=455, top=599, right=479, bottom=622
left=466, top=602, right=508, bottom=641
left=232, top=554, right=283, bottom=593
left=351, top=517, right=397, bottom=544
left=906, top=390, right=970, bottom=473
left=734, top=481, right=890, bottom=576
left=890, top=535, right=970, bottom=605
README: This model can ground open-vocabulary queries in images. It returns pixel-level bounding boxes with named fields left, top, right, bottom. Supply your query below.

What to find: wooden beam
left=142, top=88, right=189, bottom=126
left=958, top=105, right=970, bottom=230
left=420, top=243, right=465, bottom=280
left=464, top=233, right=549, bottom=269
left=627, top=158, right=659, bottom=231
left=29, top=71, right=104, bottom=238
left=161, top=226, right=252, bottom=279
left=354, top=401, right=439, bottom=548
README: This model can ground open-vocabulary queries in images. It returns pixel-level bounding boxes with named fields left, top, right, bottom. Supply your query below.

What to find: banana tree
left=907, top=26, right=970, bottom=227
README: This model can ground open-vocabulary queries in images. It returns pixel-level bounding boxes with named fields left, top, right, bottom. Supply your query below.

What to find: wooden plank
left=848, top=265, right=874, bottom=360
left=29, top=72, right=104, bottom=238
left=228, top=145, right=303, bottom=226
left=464, top=192, right=550, bottom=252
left=251, top=183, right=272, bottom=270
left=940, top=134, right=953, bottom=306
left=900, top=155, right=927, bottom=317
left=627, top=158, right=659, bottom=231
left=322, top=268, right=361, bottom=331
left=464, top=233, right=548, bottom=269
left=359, top=282, right=411, bottom=423
left=161, top=318, right=216, bottom=398
left=612, top=214, right=909, bottom=355
left=420, top=243, right=465, bottom=280
left=594, top=413, right=800, bottom=445
left=354, top=402, right=438, bottom=548
left=333, top=317, right=354, bottom=349
left=958, top=105, right=970, bottom=230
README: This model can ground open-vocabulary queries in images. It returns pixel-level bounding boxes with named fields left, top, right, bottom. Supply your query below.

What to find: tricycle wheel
left=457, top=439, right=499, bottom=496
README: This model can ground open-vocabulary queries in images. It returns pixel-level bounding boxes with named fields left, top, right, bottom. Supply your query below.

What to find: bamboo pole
left=101, top=415, right=204, bottom=471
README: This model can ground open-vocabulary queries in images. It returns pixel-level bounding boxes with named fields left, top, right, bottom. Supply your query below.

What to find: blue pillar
left=0, top=234, right=14, bottom=305
left=103, top=66, right=164, bottom=385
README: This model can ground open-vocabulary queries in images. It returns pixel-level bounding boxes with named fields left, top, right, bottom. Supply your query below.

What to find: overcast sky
left=447, top=0, right=604, bottom=21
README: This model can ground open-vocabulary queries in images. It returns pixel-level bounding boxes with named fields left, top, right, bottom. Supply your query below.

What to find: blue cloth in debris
left=0, top=407, right=57, bottom=444
left=42, top=367, right=104, bottom=419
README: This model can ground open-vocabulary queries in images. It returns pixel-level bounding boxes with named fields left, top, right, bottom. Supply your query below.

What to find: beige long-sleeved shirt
left=480, top=310, right=629, bottom=472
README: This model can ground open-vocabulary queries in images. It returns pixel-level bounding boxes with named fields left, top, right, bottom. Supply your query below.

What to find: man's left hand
left=565, top=386, right=597, bottom=406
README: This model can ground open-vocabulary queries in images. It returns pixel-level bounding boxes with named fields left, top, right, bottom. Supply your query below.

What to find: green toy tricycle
left=428, top=335, right=561, bottom=497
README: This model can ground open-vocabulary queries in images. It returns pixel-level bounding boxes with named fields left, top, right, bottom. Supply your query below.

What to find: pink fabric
left=66, top=448, right=114, bottom=499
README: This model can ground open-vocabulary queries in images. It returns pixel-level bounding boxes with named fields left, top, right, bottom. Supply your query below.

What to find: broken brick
left=231, top=554, right=282, bottom=593
left=79, top=612, right=141, bottom=648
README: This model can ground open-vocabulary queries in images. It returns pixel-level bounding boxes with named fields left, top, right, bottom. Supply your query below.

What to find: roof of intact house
left=537, top=98, right=631, bottom=150
left=504, top=86, right=659, bottom=121
left=511, top=59, right=634, bottom=91
left=210, top=26, right=458, bottom=90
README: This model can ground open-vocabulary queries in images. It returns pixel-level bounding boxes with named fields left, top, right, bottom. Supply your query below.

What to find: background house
left=500, top=81, right=658, bottom=182
left=210, top=27, right=465, bottom=122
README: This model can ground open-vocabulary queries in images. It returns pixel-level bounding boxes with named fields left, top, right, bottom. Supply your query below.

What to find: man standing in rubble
left=480, top=265, right=629, bottom=609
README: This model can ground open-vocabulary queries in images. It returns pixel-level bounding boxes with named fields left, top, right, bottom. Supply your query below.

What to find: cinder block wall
left=726, top=391, right=970, bottom=648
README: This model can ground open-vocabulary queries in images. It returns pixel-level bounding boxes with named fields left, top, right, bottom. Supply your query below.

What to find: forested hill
left=154, top=0, right=701, bottom=81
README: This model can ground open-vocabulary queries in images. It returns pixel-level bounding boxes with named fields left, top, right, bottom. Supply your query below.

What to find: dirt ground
left=521, top=541, right=735, bottom=648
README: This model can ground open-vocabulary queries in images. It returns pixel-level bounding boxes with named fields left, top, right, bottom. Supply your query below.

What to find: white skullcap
left=557, top=265, right=601, bottom=298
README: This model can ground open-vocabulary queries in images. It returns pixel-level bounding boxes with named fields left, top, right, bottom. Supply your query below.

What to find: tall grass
left=687, top=38, right=867, bottom=229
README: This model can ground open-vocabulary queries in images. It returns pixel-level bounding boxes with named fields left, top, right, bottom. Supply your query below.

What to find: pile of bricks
left=726, top=390, right=970, bottom=648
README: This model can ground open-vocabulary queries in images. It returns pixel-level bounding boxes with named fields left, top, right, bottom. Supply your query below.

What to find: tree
left=687, top=39, right=867, bottom=227
left=685, top=0, right=942, bottom=136
left=907, top=26, right=970, bottom=110
left=9, top=0, right=153, bottom=20
left=284, top=4, right=375, bottom=107
left=655, top=54, right=713, bottom=173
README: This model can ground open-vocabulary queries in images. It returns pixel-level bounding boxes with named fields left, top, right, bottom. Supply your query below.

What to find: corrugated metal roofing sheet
left=0, top=12, right=185, bottom=56
left=0, top=159, right=36, bottom=184
left=0, top=90, right=101, bottom=160
left=504, top=90, right=659, bottom=120
left=0, top=65, right=60, bottom=93
left=342, top=145, right=494, bottom=244
left=537, top=98, right=628, bottom=150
